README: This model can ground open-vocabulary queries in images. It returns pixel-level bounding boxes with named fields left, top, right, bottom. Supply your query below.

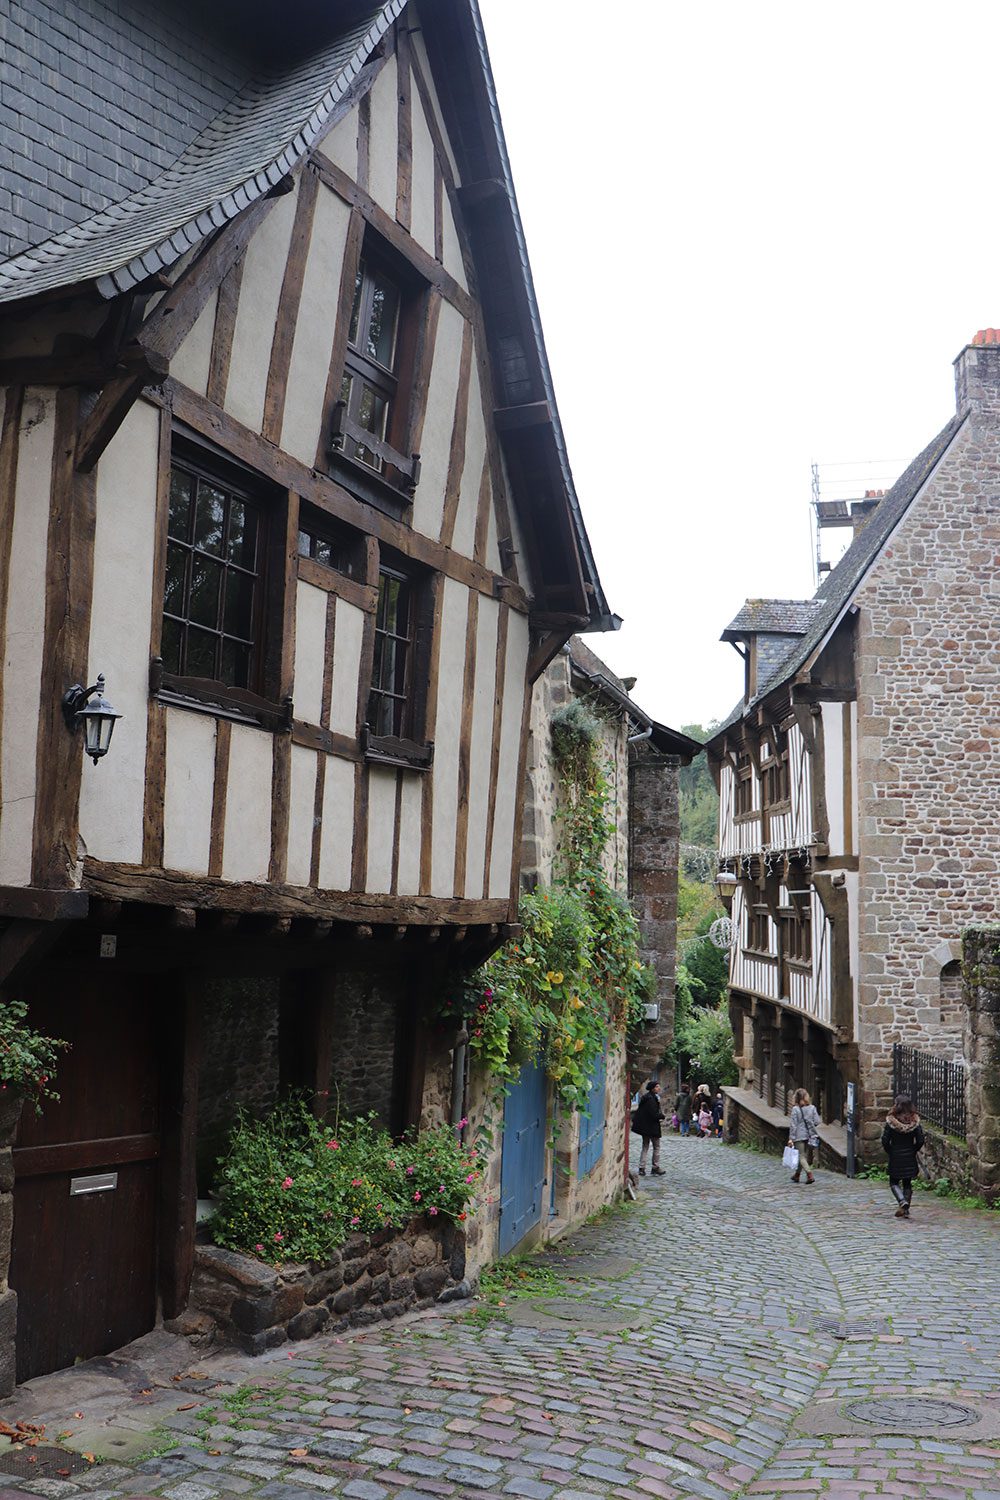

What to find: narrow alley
left=4, top=1137, right=999, bottom=1500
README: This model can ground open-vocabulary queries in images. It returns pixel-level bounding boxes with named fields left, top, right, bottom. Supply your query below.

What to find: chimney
left=955, top=329, right=1000, bottom=415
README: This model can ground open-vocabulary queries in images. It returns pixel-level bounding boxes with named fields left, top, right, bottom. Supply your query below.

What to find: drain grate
left=0, top=1446, right=93, bottom=1480
left=815, top=1316, right=889, bottom=1340
left=846, top=1398, right=980, bottom=1430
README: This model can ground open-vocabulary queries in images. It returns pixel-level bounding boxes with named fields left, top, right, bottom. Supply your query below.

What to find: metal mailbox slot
left=69, top=1172, right=118, bottom=1196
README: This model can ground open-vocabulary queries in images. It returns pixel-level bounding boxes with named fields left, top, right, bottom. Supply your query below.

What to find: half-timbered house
left=0, top=0, right=617, bottom=1387
left=708, top=330, right=1000, bottom=1167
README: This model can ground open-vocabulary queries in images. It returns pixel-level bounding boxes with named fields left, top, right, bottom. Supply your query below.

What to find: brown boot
left=804, top=1173, right=815, bottom=1184
left=791, top=1170, right=801, bottom=1183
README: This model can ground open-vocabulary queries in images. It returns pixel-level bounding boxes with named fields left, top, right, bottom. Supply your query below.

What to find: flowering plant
left=0, top=1000, right=69, bottom=1113
left=210, top=1098, right=480, bottom=1265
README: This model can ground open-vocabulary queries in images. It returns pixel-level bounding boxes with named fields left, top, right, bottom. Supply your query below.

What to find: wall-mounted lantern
left=62, top=673, right=123, bottom=764
left=715, top=870, right=737, bottom=903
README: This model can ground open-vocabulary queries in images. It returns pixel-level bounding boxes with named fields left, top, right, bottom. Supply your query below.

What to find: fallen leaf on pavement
left=403, top=1407, right=411, bottom=1415
left=57, top=1470, right=71, bottom=1477
left=82, top=1453, right=95, bottom=1464
left=207, top=1450, right=222, bottom=1457
left=288, top=1448, right=308, bottom=1457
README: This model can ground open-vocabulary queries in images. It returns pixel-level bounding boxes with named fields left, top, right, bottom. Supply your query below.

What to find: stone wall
left=190, top=1216, right=468, bottom=1354
left=328, top=964, right=403, bottom=1128
left=962, top=927, right=1000, bottom=1201
left=854, top=363, right=1000, bottom=1146
left=629, top=743, right=682, bottom=1078
left=197, top=978, right=281, bottom=1193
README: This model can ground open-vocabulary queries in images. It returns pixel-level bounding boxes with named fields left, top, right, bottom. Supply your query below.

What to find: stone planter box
left=189, top=1216, right=469, bottom=1354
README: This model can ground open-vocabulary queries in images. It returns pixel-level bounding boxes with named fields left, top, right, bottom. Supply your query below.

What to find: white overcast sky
left=476, top=0, right=999, bottom=732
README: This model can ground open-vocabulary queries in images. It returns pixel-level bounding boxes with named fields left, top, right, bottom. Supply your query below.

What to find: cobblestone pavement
left=4, top=1135, right=1000, bottom=1500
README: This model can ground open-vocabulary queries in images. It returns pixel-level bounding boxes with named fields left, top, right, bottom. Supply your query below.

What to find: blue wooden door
left=499, top=1056, right=547, bottom=1256
left=577, top=1049, right=607, bottom=1178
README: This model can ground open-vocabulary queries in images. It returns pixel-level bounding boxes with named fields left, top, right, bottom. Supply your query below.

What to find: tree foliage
left=678, top=722, right=721, bottom=851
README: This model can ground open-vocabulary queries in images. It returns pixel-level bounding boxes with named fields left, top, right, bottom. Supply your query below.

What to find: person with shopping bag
left=787, top=1087, right=821, bottom=1184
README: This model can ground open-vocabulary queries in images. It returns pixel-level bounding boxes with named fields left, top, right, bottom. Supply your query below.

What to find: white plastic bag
left=782, top=1145, right=799, bottom=1171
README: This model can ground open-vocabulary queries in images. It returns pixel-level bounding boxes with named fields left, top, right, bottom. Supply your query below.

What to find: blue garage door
left=498, top=1056, right=547, bottom=1256
left=577, top=1049, right=607, bottom=1178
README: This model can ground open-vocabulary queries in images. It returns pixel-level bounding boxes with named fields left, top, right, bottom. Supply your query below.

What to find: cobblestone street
left=4, top=1136, right=1000, bottom=1500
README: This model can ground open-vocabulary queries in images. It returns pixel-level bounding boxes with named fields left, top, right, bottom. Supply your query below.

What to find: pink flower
left=350, top=1216, right=360, bottom=1226
left=465, top=1174, right=475, bottom=1183
left=327, top=1140, right=340, bottom=1150
left=428, top=1206, right=439, bottom=1216
left=282, top=1177, right=293, bottom=1190
left=274, top=1231, right=284, bottom=1242
left=255, top=1243, right=264, bottom=1253
left=388, top=1160, right=396, bottom=1169
left=405, top=1165, right=415, bottom=1175
left=458, top=1116, right=469, bottom=1128
left=439, top=1186, right=446, bottom=1194
left=413, top=1191, right=422, bottom=1202
left=351, top=1177, right=363, bottom=1187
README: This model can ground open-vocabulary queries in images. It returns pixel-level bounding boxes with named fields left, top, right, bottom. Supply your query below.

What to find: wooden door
left=498, top=1056, right=547, bottom=1256
left=11, top=977, right=160, bottom=1382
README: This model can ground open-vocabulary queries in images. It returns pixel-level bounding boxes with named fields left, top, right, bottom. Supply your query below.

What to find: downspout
left=450, top=1029, right=469, bottom=1137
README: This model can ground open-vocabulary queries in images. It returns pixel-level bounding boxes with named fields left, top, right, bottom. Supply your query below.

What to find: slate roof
left=0, top=2, right=402, bottom=303
left=712, top=411, right=967, bottom=740
left=721, top=599, right=823, bottom=641
left=568, top=638, right=702, bottom=762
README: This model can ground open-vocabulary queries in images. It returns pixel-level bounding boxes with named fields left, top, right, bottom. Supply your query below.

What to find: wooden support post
left=159, top=979, right=201, bottom=1321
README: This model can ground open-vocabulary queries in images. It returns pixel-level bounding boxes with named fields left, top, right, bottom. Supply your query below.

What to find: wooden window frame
left=746, top=904, right=772, bottom=956
left=762, top=735, right=790, bottom=812
left=363, top=553, right=435, bottom=770
left=329, top=237, right=425, bottom=520
left=153, top=434, right=292, bottom=732
left=780, top=900, right=812, bottom=967
left=734, top=754, right=755, bottom=819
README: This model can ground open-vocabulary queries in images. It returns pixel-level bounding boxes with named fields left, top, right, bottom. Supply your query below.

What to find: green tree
left=678, top=722, right=721, bottom=851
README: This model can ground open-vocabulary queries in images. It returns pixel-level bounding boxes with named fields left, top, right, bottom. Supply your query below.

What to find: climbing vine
left=450, top=698, right=655, bottom=1108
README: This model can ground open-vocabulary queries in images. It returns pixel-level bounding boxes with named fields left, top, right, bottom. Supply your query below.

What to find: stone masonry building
left=707, top=330, right=1000, bottom=1157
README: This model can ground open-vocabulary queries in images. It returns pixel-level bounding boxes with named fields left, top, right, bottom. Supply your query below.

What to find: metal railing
left=891, top=1043, right=967, bottom=1140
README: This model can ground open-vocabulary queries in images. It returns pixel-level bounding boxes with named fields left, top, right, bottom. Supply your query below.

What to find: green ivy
left=460, top=697, right=652, bottom=1108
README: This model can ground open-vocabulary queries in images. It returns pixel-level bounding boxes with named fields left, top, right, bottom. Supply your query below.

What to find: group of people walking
left=786, top=1085, right=926, bottom=1216
left=635, top=1073, right=926, bottom=1216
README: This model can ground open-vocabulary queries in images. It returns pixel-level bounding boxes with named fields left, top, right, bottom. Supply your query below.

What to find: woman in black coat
left=881, top=1094, right=925, bottom=1218
left=635, top=1080, right=666, bottom=1176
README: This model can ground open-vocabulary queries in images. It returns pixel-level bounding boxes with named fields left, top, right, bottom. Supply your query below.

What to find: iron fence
left=891, top=1043, right=967, bottom=1139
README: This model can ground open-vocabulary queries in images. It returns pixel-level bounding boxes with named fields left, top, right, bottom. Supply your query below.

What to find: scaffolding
left=810, top=459, right=904, bottom=586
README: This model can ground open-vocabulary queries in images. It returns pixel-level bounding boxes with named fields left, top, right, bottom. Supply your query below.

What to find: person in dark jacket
left=675, top=1082, right=693, bottom=1137
left=636, top=1080, right=666, bottom=1175
left=881, top=1094, right=925, bottom=1218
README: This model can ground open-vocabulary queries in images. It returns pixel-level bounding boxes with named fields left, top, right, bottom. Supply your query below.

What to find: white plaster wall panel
left=366, top=766, right=397, bottom=893
left=293, top=580, right=328, bottom=725
left=0, top=390, right=53, bottom=884
left=162, top=709, right=215, bottom=875
left=410, top=300, right=465, bottom=540
left=410, top=26, right=459, bottom=181
left=286, top=743, right=318, bottom=887
left=329, top=600, right=364, bottom=736
left=318, top=754, right=354, bottom=890
left=221, top=724, right=273, bottom=882
left=463, top=597, right=499, bottom=897
left=484, top=495, right=501, bottom=573
left=224, top=186, right=298, bottom=434
left=439, top=192, right=469, bottom=293
left=395, top=772, right=422, bottom=894
left=409, top=81, right=437, bottom=255
left=429, top=578, right=469, bottom=896
left=315, top=106, right=358, bottom=178
left=488, top=609, right=529, bottom=898
left=170, top=290, right=217, bottom=397
left=280, top=187, right=352, bottom=466
left=821, top=701, right=844, bottom=857
left=450, top=361, right=487, bottom=559
left=366, top=57, right=398, bottom=216
left=79, top=402, right=158, bottom=864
